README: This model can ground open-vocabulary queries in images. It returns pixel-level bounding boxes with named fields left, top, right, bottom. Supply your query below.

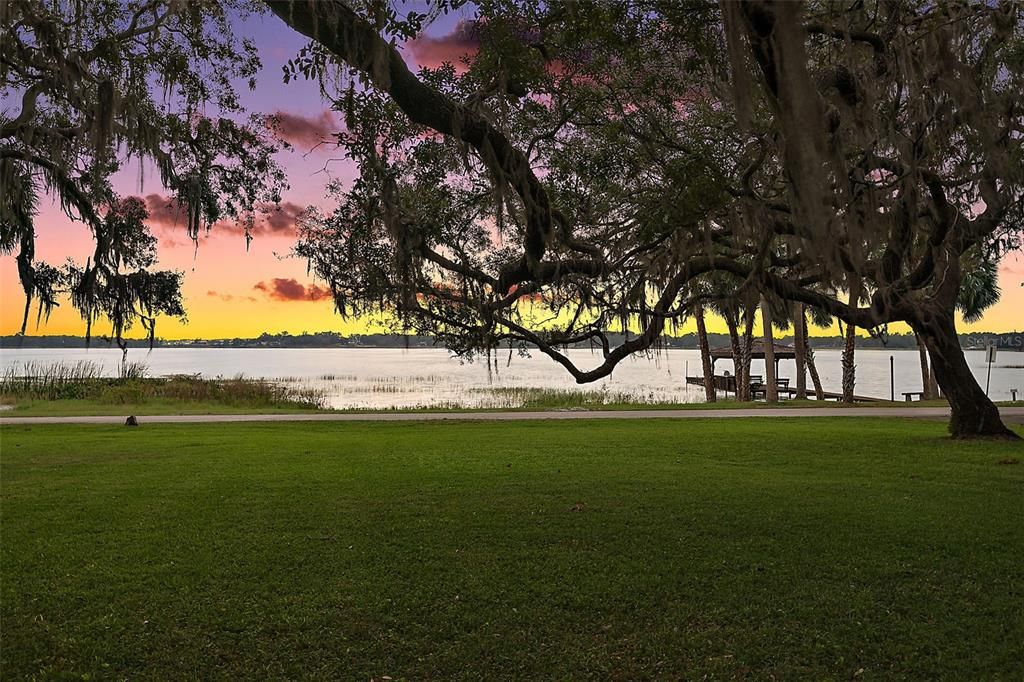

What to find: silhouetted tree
left=1, top=0, right=286, bottom=344
left=267, top=1, right=1022, bottom=437
left=719, top=1, right=1023, bottom=436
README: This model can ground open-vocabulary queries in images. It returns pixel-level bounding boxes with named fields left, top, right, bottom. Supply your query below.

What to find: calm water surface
left=2, top=347, right=1021, bottom=408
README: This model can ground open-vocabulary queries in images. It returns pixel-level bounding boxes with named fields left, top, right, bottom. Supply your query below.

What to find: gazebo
left=686, top=341, right=798, bottom=395
left=689, top=341, right=885, bottom=402
left=710, top=340, right=796, bottom=377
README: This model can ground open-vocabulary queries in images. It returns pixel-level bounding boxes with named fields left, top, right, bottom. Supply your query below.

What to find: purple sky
left=1, top=4, right=1020, bottom=338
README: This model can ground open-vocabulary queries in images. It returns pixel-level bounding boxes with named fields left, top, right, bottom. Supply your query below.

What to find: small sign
left=985, top=345, right=998, bottom=363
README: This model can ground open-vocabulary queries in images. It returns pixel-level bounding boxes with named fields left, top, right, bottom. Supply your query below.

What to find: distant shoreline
left=3, top=331, right=1022, bottom=352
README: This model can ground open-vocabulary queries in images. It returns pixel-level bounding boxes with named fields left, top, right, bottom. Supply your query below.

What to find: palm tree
left=706, top=274, right=748, bottom=399
left=803, top=305, right=829, bottom=400
left=760, top=295, right=778, bottom=402
left=792, top=302, right=807, bottom=399
left=948, top=251, right=1001, bottom=398
left=756, top=291, right=804, bottom=403
left=710, top=285, right=759, bottom=402
left=733, top=287, right=791, bottom=403
left=737, top=289, right=759, bottom=401
left=693, top=299, right=716, bottom=402
left=840, top=322, right=856, bottom=402
left=958, top=252, right=1002, bottom=321
left=721, top=305, right=744, bottom=397
left=841, top=282, right=864, bottom=403
left=916, top=333, right=938, bottom=399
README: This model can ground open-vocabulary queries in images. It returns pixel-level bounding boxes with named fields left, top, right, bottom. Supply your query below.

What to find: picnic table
left=750, top=377, right=793, bottom=400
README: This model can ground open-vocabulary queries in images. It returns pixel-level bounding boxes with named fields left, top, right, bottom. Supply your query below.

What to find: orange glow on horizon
left=2, top=239, right=1020, bottom=340
left=2, top=201, right=1021, bottom=341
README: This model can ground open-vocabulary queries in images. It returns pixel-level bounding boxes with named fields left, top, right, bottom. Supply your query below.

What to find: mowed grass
left=2, top=419, right=1022, bottom=679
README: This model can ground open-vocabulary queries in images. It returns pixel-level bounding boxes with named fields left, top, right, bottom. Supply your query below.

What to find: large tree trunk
left=916, top=333, right=934, bottom=399
left=802, top=308, right=825, bottom=400
left=725, top=309, right=743, bottom=399
left=792, top=302, right=807, bottom=399
left=695, top=301, right=716, bottom=402
left=760, top=296, right=778, bottom=402
left=911, top=310, right=1018, bottom=439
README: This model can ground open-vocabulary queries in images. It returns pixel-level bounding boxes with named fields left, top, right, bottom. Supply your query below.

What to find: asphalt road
left=3, top=406, right=1024, bottom=425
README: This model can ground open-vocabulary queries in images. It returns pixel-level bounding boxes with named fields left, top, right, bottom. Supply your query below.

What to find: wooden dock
left=686, top=376, right=887, bottom=403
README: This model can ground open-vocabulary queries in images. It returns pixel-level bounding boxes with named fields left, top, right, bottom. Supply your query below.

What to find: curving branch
left=0, top=149, right=103, bottom=228
left=492, top=258, right=730, bottom=384
left=804, top=21, right=888, bottom=75
left=265, top=0, right=559, bottom=285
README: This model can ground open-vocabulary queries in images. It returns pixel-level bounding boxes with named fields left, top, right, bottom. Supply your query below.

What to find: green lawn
left=2, top=418, right=1022, bottom=679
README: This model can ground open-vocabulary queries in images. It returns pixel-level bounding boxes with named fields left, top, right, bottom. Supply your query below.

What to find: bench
left=902, top=391, right=926, bottom=402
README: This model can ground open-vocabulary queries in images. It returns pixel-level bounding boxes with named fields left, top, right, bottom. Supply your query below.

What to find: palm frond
left=958, top=252, right=1001, bottom=323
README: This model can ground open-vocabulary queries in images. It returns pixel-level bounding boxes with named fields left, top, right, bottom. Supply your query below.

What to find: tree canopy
left=1, top=0, right=286, bottom=345
left=270, top=0, right=1023, bottom=437
left=2, top=0, right=1021, bottom=437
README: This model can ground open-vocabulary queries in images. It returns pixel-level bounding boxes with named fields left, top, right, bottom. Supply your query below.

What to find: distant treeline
left=3, top=330, right=1021, bottom=350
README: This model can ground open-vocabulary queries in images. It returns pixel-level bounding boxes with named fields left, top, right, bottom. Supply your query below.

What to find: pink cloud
left=269, top=110, right=337, bottom=149
left=138, top=194, right=305, bottom=240
left=408, top=20, right=481, bottom=69
left=142, top=193, right=188, bottom=230
left=254, top=278, right=332, bottom=302
left=999, top=252, right=1024, bottom=280
left=207, top=290, right=257, bottom=303
left=245, top=201, right=306, bottom=237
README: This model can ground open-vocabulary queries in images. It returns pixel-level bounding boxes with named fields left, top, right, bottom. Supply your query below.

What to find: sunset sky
left=1, top=8, right=1021, bottom=340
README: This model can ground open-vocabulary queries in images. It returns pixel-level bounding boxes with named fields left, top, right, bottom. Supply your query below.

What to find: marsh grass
left=479, top=386, right=675, bottom=409
left=0, top=361, right=105, bottom=399
left=5, top=363, right=1015, bottom=415
left=0, top=362, right=325, bottom=409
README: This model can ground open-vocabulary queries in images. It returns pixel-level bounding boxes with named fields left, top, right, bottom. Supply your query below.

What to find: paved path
left=3, top=407, right=1023, bottom=425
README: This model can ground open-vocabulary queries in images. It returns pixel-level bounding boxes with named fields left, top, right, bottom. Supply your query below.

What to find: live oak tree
left=6, top=1, right=1017, bottom=439
left=1, top=0, right=286, bottom=346
left=273, top=0, right=744, bottom=374
left=267, top=0, right=1022, bottom=439
left=720, top=1, right=1023, bottom=437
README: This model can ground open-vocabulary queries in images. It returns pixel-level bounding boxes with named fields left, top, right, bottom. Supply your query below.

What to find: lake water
left=2, top=346, right=1021, bottom=408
